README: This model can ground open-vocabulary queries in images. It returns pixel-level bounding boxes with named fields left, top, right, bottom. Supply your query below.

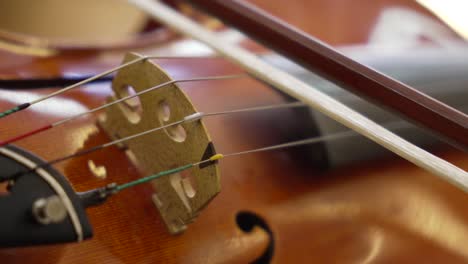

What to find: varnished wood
left=130, top=0, right=468, bottom=191
left=0, top=55, right=466, bottom=263
left=0, top=1, right=467, bottom=263
left=184, top=0, right=468, bottom=150
left=100, top=53, right=221, bottom=235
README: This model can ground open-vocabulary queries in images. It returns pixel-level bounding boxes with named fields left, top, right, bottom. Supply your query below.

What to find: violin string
left=88, top=132, right=366, bottom=196
left=0, top=73, right=246, bottom=147
left=82, top=119, right=416, bottom=204
left=0, top=57, right=143, bottom=119
left=113, top=133, right=344, bottom=192
left=0, top=55, right=222, bottom=120
left=6, top=101, right=307, bottom=180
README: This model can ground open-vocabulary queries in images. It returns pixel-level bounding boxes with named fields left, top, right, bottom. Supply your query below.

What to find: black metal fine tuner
left=0, top=144, right=93, bottom=248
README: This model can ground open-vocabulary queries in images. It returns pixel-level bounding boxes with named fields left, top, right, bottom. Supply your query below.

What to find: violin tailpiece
left=99, top=52, right=220, bottom=234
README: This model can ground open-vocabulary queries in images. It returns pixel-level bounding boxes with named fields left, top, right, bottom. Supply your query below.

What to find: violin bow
left=128, top=0, right=468, bottom=190
left=182, top=0, right=468, bottom=150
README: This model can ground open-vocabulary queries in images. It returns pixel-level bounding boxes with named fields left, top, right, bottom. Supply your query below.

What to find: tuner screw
left=32, top=195, right=68, bottom=225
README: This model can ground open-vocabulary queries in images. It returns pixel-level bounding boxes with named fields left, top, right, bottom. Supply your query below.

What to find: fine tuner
left=0, top=52, right=342, bottom=246
left=0, top=47, right=467, bottom=247
left=0, top=0, right=467, bottom=250
left=2, top=1, right=468, bottom=262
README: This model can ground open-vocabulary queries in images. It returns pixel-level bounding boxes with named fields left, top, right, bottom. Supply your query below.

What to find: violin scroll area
left=99, top=52, right=221, bottom=235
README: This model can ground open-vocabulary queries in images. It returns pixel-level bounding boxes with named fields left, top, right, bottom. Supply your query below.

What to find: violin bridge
left=99, top=52, right=220, bottom=234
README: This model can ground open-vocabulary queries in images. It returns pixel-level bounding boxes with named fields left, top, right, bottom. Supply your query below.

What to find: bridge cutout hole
left=169, top=173, right=191, bottom=212
left=157, top=100, right=187, bottom=143
left=117, top=84, right=142, bottom=124
left=158, top=100, right=171, bottom=122
left=180, top=169, right=196, bottom=198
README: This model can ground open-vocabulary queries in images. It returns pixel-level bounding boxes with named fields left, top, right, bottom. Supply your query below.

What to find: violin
left=0, top=0, right=467, bottom=263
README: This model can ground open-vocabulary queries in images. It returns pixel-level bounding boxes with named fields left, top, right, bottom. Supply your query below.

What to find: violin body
left=0, top=0, right=467, bottom=263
